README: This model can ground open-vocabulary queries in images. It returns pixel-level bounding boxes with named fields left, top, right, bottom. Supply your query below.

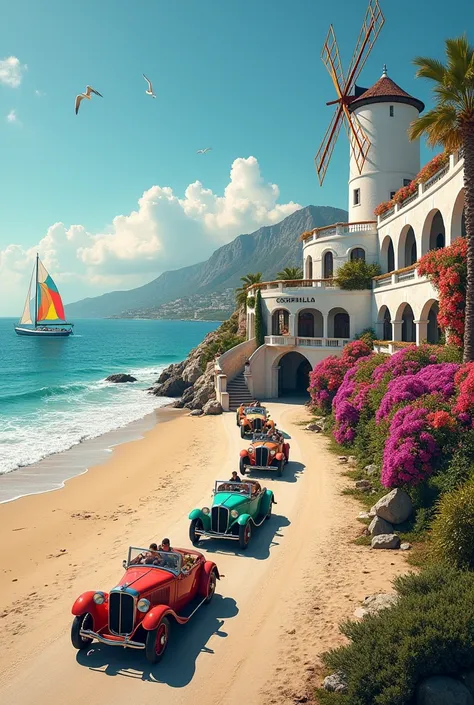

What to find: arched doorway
left=272, top=309, right=289, bottom=335
left=387, top=239, right=395, bottom=272
left=405, top=227, right=417, bottom=265
left=378, top=306, right=392, bottom=341
left=278, top=352, right=312, bottom=397
left=350, top=247, right=365, bottom=261
left=401, top=304, right=416, bottom=342
left=381, top=236, right=395, bottom=273
left=305, top=255, right=313, bottom=279
left=323, top=252, right=334, bottom=278
left=429, top=211, right=446, bottom=251
left=297, top=309, right=323, bottom=337
left=427, top=302, right=441, bottom=343
left=328, top=307, right=350, bottom=338
left=450, top=189, right=466, bottom=243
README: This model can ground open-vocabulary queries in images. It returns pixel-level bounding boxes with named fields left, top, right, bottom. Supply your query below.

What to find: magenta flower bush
left=376, top=363, right=459, bottom=422
left=382, top=406, right=440, bottom=487
left=308, top=340, right=372, bottom=413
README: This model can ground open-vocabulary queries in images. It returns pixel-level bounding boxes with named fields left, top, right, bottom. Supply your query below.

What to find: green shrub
left=318, top=564, right=474, bottom=705
left=431, top=479, right=474, bottom=568
left=335, top=260, right=381, bottom=290
left=354, top=327, right=376, bottom=348
left=255, top=289, right=265, bottom=346
left=246, top=296, right=256, bottom=310
left=433, top=429, right=474, bottom=494
left=200, top=333, right=244, bottom=371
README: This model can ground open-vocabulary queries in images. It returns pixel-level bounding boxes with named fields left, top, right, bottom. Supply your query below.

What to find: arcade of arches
left=377, top=301, right=441, bottom=344
left=277, top=351, right=312, bottom=396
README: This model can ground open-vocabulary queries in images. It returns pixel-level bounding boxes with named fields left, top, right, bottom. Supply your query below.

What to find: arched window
left=405, top=228, right=417, bottom=266
left=297, top=309, right=323, bottom=338
left=323, top=252, right=334, bottom=278
left=350, top=247, right=365, bottom=262
left=272, top=309, right=289, bottom=336
left=305, top=256, right=313, bottom=279
left=334, top=313, right=350, bottom=338
left=427, top=302, right=441, bottom=344
left=429, top=211, right=446, bottom=251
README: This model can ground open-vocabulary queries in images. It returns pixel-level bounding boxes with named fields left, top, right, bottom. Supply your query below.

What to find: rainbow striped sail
left=16, top=255, right=73, bottom=337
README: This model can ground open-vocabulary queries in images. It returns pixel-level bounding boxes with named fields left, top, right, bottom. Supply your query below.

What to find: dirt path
left=0, top=402, right=407, bottom=704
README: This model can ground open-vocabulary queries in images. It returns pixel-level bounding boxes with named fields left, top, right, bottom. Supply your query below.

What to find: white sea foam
left=0, top=365, right=170, bottom=475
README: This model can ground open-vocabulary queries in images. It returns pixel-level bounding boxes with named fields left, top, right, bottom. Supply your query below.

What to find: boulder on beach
left=323, top=673, right=347, bottom=693
left=371, top=533, right=401, bottom=550
left=374, top=488, right=413, bottom=525
left=353, top=593, right=399, bottom=618
left=106, top=373, right=137, bottom=383
left=203, top=399, right=223, bottom=415
left=151, top=377, right=190, bottom=398
left=368, top=515, right=394, bottom=537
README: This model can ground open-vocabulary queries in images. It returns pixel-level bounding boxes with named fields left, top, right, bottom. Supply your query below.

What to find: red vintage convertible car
left=71, top=546, right=220, bottom=664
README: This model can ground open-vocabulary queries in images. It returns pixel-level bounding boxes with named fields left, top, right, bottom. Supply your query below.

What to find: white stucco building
left=215, top=69, right=466, bottom=407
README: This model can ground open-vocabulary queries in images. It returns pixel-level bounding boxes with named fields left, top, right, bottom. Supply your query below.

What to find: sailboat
left=15, top=254, right=74, bottom=337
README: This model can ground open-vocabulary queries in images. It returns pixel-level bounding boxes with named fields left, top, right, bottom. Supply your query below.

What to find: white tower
left=347, top=67, right=424, bottom=222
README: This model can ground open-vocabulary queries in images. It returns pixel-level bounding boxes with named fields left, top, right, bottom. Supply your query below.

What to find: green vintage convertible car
left=189, top=479, right=274, bottom=550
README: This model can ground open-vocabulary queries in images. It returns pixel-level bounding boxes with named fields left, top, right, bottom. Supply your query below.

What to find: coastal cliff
left=149, top=312, right=243, bottom=413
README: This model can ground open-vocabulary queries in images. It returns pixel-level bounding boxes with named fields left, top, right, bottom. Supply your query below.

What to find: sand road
left=0, top=401, right=406, bottom=705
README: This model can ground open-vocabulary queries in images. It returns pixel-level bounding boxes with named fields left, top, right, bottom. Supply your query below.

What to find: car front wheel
left=189, top=518, right=202, bottom=545
left=240, top=424, right=246, bottom=438
left=145, top=616, right=170, bottom=664
left=239, top=456, right=248, bottom=475
left=71, top=613, right=93, bottom=650
left=277, top=458, right=284, bottom=477
left=239, top=520, right=252, bottom=550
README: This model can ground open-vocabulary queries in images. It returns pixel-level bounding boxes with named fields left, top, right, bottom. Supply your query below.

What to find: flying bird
left=143, top=74, right=156, bottom=98
left=196, top=147, right=212, bottom=154
left=75, top=85, right=103, bottom=114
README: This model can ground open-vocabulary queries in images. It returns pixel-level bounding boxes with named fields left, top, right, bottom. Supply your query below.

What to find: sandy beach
left=0, top=401, right=409, bottom=704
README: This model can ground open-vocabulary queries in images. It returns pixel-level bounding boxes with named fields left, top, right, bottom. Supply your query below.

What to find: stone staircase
left=227, top=372, right=253, bottom=411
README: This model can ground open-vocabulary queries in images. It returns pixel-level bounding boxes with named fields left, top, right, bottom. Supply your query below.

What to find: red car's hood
left=116, top=567, right=175, bottom=594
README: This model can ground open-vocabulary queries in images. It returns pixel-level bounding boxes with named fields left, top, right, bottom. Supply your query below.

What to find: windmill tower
left=315, top=0, right=425, bottom=222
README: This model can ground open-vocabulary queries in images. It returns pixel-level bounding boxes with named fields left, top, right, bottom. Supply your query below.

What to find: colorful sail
left=36, top=259, right=66, bottom=322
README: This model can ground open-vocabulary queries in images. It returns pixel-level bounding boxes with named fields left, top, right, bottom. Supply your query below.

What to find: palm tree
left=235, top=272, right=263, bottom=309
left=409, top=35, right=474, bottom=361
left=276, top=266, right=303, bottom=280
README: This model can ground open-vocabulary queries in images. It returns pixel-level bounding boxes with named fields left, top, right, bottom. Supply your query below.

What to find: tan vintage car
left=239, top=432, right=290, bottom=477
left=236, top=405, right=275, bottom=438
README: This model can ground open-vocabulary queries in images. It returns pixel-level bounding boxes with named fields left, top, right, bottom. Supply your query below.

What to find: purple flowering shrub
left=376, top=363, right=460, bottom=422
left=382, top=406, right=440, bottom=487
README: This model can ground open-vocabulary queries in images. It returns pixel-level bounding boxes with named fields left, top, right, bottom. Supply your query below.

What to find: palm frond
left=413, top=56, right=446, bottom=83
left=445, top=35, right=474, bottom=83
left=409, top=105, right=460, bottom=148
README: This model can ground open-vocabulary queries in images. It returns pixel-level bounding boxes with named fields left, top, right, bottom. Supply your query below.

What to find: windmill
left=315, top=0, right=385, bottom=186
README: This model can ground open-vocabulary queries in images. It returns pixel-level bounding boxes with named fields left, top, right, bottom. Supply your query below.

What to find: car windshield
left=214, top=480, right=253, bottom=497
left=245, top=407, right=266, bottom=415
left=126, top=546, right=181, bottom=574
left=252, top=433, right=275, bottom=442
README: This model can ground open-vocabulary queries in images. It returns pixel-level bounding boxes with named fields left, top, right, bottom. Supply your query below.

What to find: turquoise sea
left=0, top=318, right=218, bottom=476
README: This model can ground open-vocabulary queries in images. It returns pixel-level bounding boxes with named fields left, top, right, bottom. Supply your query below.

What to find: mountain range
left=66, top=205, right=347, bottom=319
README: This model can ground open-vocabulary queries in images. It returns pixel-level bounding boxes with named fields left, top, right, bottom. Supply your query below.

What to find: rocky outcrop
left=417, top=677, right=474, bottom=705
left=364, top=463, right=379, bottom=476
left=203, top=399, right=223, bottom=415
left=106, top=373, right=137, bottom=383
left=322, top=673, right=347, bottom=694
left=148, top=322, right=229, bottom=409
left=374, top=489, right=413, bottom=525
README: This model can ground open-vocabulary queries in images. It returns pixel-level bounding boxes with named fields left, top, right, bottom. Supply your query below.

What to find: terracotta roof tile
left=350, top=75, right=424, bottom=112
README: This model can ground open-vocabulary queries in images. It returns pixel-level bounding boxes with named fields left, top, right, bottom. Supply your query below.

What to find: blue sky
left=0, top=0, right=473, bottom=314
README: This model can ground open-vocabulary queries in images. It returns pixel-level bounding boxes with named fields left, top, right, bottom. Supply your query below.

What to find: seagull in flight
left=196, top=147, right=212, bottom=154
left=75, top=85, right=103, bottom=115
left=143, top=74, right=156, bottom=98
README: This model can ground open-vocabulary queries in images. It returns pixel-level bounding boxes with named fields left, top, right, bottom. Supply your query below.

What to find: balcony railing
left=300, top=221, right=377, bottom=243
left=265, top=335, right=350, bottom=348
left=249, top=279, right=336, bottom=292
left=373, top=263, right=419, bottom=288
left=423, top=165, right=450, bottom=191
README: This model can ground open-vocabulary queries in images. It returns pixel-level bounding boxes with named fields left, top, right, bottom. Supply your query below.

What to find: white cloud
left=0, top=56, right=27, bottom=88
left=6, top=109, right=19, bottom=124
left=0, top=157, right=301, bottom=313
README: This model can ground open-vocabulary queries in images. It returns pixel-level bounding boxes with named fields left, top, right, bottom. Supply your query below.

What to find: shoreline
left=0, top=402, right=175, bottom=505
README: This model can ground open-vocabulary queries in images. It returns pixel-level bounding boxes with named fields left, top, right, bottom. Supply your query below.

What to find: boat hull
left=14, top=327, right=73, bottom=337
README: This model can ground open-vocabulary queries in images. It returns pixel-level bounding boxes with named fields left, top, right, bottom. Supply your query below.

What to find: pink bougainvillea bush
left=453, top=362, right=474, bottom=423
left=308, top=340, right=372, bottom=413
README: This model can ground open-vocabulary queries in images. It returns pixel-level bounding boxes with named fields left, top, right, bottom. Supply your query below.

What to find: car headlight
left=137, top=598, right=151, bottom=613
left=248, top=447, right=254, bottom=454
left=270, top=449, right=276, bottom=456
left=93, top=591, right=106, bottom=605
left=202, top=506, right=210, bottom=514
left=230, top=509, right=239, bottom=519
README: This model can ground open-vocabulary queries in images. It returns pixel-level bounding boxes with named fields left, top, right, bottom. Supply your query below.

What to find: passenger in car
left=229, top=471, right=242, bottom=483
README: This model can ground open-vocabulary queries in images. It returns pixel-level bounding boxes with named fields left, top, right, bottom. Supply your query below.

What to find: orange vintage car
left=239, top=432, right=290, bottom=477
left=236, top=404, right=275, bottom=438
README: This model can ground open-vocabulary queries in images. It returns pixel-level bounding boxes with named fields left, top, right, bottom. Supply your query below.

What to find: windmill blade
left=314, top=105, right=344, bottom=185
left=321, top=25, right=345, bottom=99
left=342, top=108, right=372, bottom=175
left=343, top=0, right=385, bottom=95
